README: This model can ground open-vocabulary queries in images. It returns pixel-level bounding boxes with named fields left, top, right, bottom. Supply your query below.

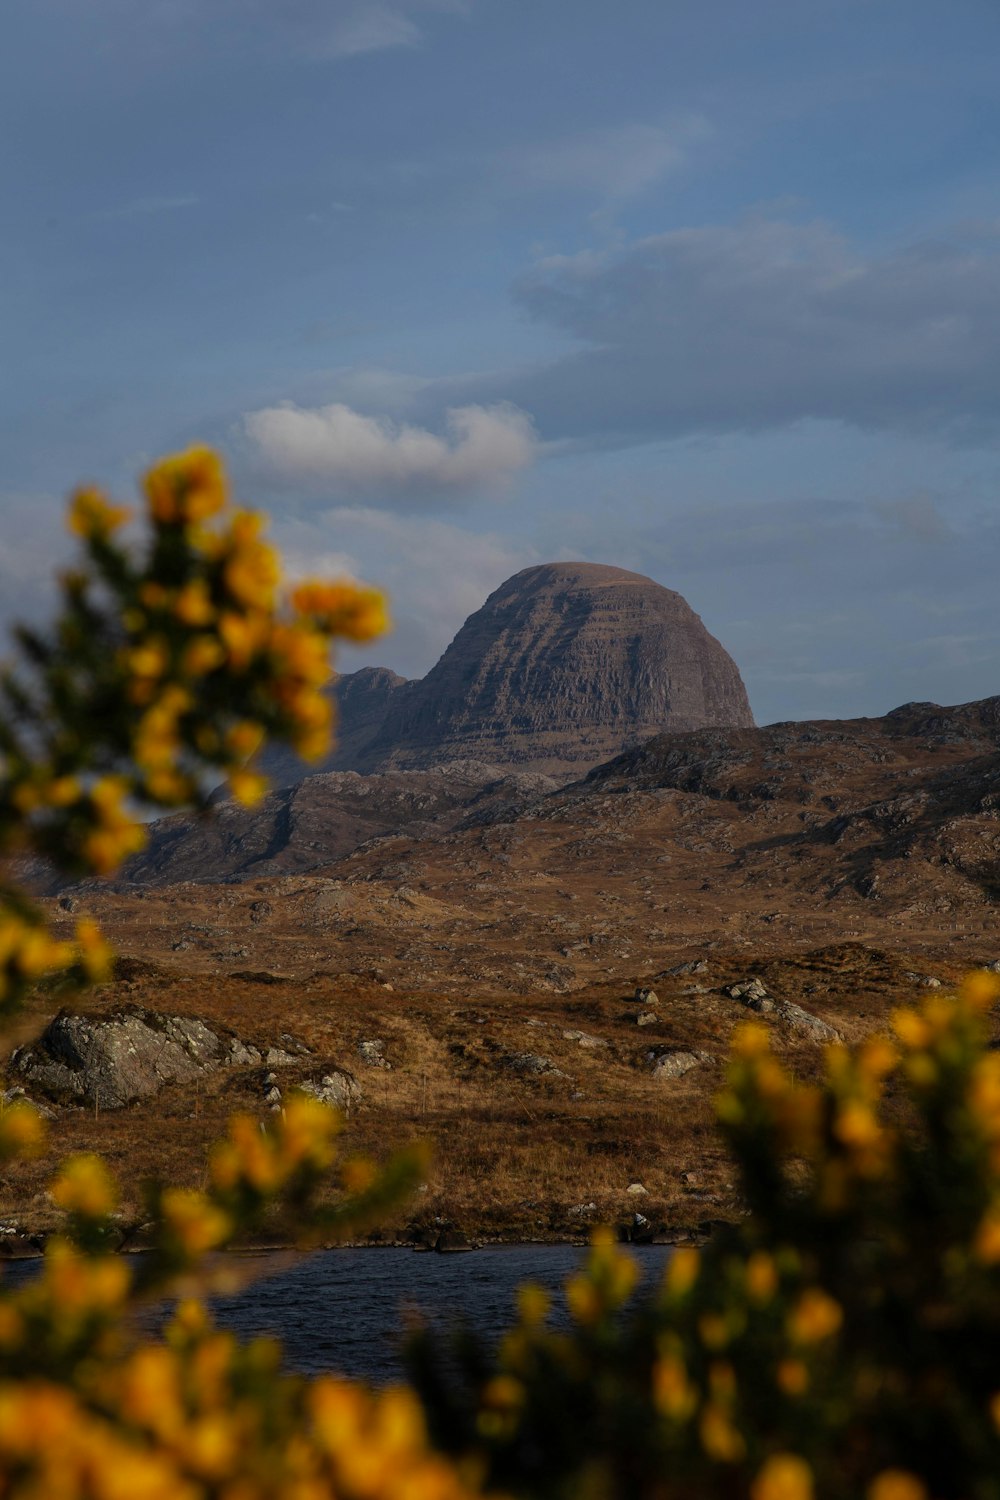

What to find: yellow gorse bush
left=0, top=447, right=467, bottom=1500
left=0, top=445, right=386, bottom=1013
left=411, top=973, right=1000, bottom=1500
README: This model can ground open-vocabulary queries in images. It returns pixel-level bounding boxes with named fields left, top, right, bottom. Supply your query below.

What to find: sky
left=3, top=0, right=1000, bottom=725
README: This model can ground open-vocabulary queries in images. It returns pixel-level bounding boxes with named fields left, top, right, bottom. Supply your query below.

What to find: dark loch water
left=199, top=1243, right=674, bottom=1384
left=2, top=1242, right=673, bottom=1384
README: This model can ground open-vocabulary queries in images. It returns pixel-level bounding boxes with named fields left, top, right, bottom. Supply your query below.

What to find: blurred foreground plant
left=409, top=972, right=1000, bottom=1500
left=0, top=445, right=385, bottom=1013
left=0, top=449, right=468, bottom=1500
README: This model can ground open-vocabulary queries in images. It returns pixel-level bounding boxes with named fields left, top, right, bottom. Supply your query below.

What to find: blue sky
left=3, top=0, right=1000, bottom=724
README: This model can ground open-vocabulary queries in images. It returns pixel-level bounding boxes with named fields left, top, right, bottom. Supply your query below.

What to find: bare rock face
left=357, top=563, right=753, bottom=777
left=11, top=1009, right=225, bottom=1108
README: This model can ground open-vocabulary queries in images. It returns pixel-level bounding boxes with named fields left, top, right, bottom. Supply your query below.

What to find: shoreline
left=0, top=1225, right=704, bottom=1262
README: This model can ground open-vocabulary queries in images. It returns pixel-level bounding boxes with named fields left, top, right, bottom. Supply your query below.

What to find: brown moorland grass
left=1, top=938, right=983, bottom=1246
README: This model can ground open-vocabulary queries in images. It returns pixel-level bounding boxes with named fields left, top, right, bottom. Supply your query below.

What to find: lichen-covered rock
left=11, top=1009, right=224, bottom=1109
left=725, top=980, right=841, bottom=1042
left=561, top=1029, right=606, bottom=1048
left=647, top=1049, right=714, bottom=1080
left=503, top=1051, right=567, bottom=1078
left=297, top=1072, right=361, bottom=1114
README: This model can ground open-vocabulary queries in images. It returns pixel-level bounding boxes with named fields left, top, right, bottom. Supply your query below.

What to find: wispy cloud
left=319, top=4, right=421, bottom=59
left=509, top=117, right=710, bottom=200
left=244, top=400, right=537, bottom=500
left=96, top=194, right=198, bottom=220
left=313, top=0, right=471, bottom=60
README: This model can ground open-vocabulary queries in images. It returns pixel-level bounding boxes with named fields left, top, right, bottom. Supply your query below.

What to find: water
left=2, top=1242, right=674, bottom=1383
left=201, top=1243, right=674, bottom=1383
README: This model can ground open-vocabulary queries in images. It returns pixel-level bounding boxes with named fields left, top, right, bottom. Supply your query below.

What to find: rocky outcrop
left=356, top=563, right=754, bottom=778
left=297, top=1072, right=361, bottom=1114
left=646, top=1049, right=714, bottom=1080
left=725, top=980, right=841, bottom=1042
left=11, top=1009, right=227, bottom=1108
left=11, top=1009, right=351, bottom=1112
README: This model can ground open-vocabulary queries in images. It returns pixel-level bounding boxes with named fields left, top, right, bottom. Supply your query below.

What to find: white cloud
left=244, top=400, right=537, bottom=498
left=511, top=118, right=710, bottom=200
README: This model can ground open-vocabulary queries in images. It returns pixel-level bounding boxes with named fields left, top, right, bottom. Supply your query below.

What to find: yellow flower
left=653, top=1355, right=697, bottom=1421
left=973, top=1210, right=1000, bottom=1264
left=222, top=513, right=280, bottom=609
left=857, top=1035, right=898, bottom=1082
left=67, top=487, right=132, bottom=537
left=962, top=970, right=1000, bottom=1012
left=74, top=917, right=115, bottom=982
left=746, top=1251, right=778, bottom=1304
left=228, top=769, right=268, bottom=808
left=834, top=1101, right=883, bottom=1152
left=665, top=1246, right=701, bottom=1298
left=752, top=1453, right=814, bottom=1500
left=730, top=1021, right=772, bottom=1059
left=291, top=580, right=389, bottom=642
left=51, top=1152, right=118, bottom=1218
left=182, top=634, right=226, bottom=677
left=891, top=1008, right=931, bottom=1049
left=516, top=1283, right=549, bottom=1327
left=173, top=579, right=215, bottom=627
left=699, top=1403, right=746, bottom=1463
left=160, top=1188, right=231, bottom=1258
left=128, top=639, right=170, bottom=680
left=868, top=1471, right=928, bottom=1500
left=480, top=1376, right=524, bottom=1414
left=0, top=1100, right=47, bottom=1159
left=219, top=610, right=270, bottom=671
left=144, top=768, right=193, bottom=805
left=144, top=445, right=227, bottom=525
left=565, top=1274, right=602, bottom=1325
left=698, top=1313, right=730, bottom=1351
left=225, top=720, right=264, bottom=759
left=341, top=1157, right=378, bottom=1194
left=788, top=1288, right=843, bottom=1345
left=44, top=775, right=81, bottom=808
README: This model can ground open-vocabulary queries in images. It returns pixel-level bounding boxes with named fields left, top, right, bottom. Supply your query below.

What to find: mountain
left=272, top=562, right=754, bottom=784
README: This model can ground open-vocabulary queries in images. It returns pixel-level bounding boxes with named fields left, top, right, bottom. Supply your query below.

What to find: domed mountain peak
left=354, top=561, right=754, bottom=778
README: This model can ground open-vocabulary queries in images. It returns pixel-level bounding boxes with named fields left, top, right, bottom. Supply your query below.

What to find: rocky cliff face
left=261, top=666, right=407, bottom=789
left=354, top=563, right=753, bottom=778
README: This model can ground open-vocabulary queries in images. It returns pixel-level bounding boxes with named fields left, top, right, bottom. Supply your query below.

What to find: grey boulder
left=11, top=1009, right=224, bottom=1109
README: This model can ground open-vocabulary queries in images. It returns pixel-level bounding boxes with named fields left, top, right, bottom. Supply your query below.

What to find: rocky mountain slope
left=120, top=762, right=556, bottom=886
left=62, top=695, right=1000, bottom=995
